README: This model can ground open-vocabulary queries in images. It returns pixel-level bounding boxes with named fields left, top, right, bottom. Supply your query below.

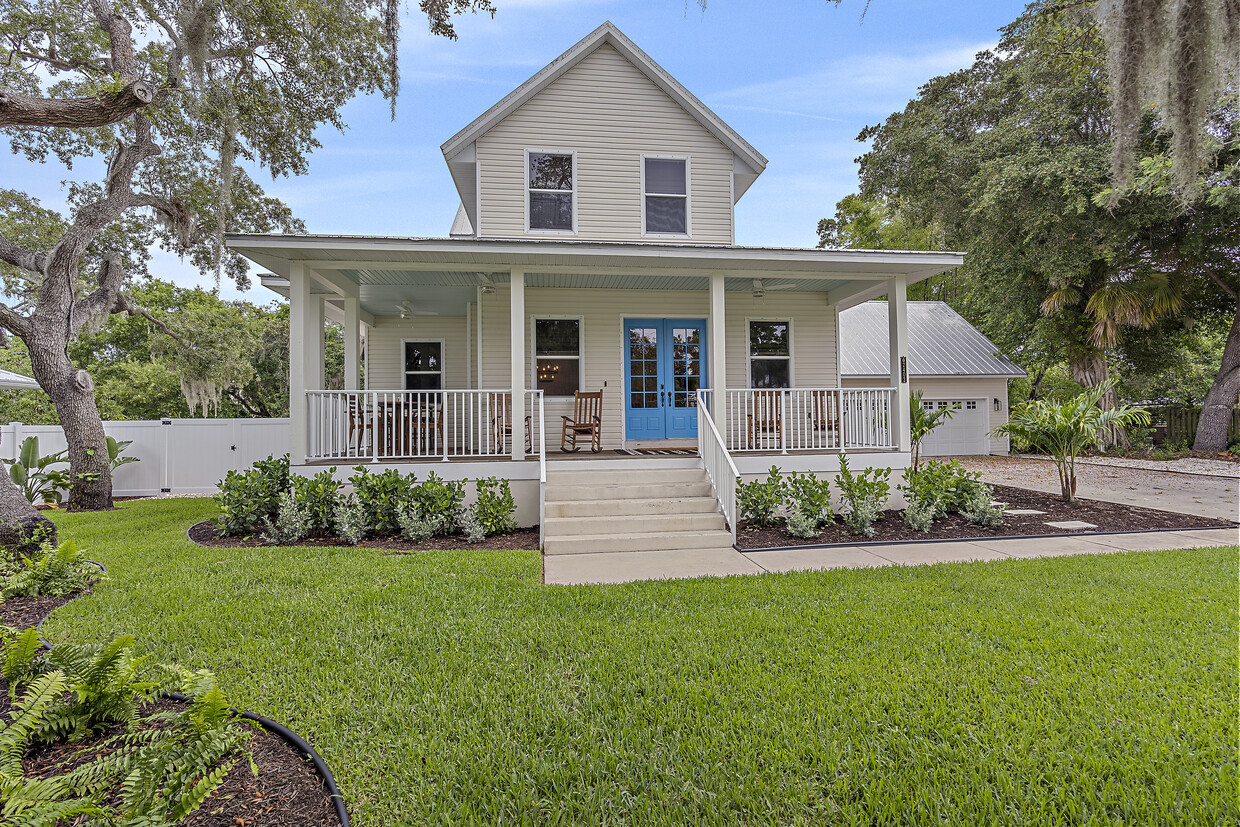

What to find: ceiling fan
left=397, top=301, right=438, bottom=319
left=751, top=279, right=798, bottom=298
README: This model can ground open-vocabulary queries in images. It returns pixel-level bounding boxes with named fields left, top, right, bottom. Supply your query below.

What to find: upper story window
left=527, top=150, right=575, bottom=232
left=643, top=156, right=689, bottom=236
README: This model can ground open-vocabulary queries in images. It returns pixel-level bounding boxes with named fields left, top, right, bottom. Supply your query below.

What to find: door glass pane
left=629, top=326, right=658, bottom=409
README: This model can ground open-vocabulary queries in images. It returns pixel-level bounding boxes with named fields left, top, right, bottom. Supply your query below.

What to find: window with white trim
left=534, top=319, right=580, bottom=397
left=527, top=151, right=574, bottom=231
left=403, top=341, right=443, bottom=390
left=749, top=321, right=790, bottom=388
left=643, top=156, right=688, bottom=235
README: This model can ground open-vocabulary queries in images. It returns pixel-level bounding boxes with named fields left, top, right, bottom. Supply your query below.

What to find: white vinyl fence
left=0, top=418, right=290, bottom=497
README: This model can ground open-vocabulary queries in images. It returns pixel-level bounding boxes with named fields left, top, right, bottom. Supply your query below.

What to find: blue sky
left=6, top=0, right=1029, bottom=301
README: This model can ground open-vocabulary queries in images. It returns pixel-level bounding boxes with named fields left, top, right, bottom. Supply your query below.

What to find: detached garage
left=839, top=301, right=1026, bottom=456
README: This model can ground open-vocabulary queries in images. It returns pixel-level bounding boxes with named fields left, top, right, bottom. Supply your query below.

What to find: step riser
left=544, top=513, right=726, bottom=538
left=548, top=468, right=707, bottom=485
left=545, top=482, right=714, bottom=501
left=545, top=498, right=719, bottom=518
left=544, top=531, right=733, bottom=555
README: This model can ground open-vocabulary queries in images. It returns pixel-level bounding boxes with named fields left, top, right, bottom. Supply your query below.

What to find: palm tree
left=995, top=380, right=1150, bottom=502
left=909, top=391, right=959, bottom=473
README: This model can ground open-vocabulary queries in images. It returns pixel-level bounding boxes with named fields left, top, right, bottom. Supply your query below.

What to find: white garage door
left=920, top=399, right=988, bottom=456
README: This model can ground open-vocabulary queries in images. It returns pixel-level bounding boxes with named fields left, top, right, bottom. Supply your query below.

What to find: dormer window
left=527, top=150, right=576, bottom=232
left=643, top=156, right=689, bottom=236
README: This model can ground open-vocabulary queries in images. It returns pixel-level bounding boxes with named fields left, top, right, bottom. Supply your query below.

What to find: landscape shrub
left=471, top=477, right=517, bottom=536
left=350, top=466, right=414, bottom=536
left=291, top=468, right=341, bottom=536
left=260, top=488, right=311, bottom=546
left=737, top=466, right=786, bottom=526
left=783, top=471, right=833, bottom=528
left=333, top=491, right=369, bottom=545
left=406, top=471, right=466, bottom=529
left=456, top=506, right=487, bottom=544
left=959, top=484, right=1005, bottom=527
left=784, top=509, right=821, bottom=539
left=2, top=539, right=97, bottom=599
left=835, top=456, right=890, bottom=537
left=898, top=460, right=987, bottom=520
left=214, top=454, right=289, bottom=536
left=396, top=506, right=440, bottom=543
left=902, top=493, right=936, bottom=533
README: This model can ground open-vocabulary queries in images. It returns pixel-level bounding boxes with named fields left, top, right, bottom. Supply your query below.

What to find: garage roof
left=840, top=301, right=1026, bottom=379
left=0, top=369, right=40, bottom=390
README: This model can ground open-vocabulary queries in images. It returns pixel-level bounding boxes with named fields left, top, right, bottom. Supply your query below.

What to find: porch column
left=509, top=268, right=525, bottom=460
left=887, top=274, right=911, bottom=452
left=343, top=297, right=361, bottom=390
left=289, top=262, right=324, bottom=464
left=709, top=272, right=727, bottom=427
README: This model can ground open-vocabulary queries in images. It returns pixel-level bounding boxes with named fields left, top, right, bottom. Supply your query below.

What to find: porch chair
left=747, top=390, right=783, bottom=450
left=808, top=389, right=846, bottom=449
left=346, top=395, right=372, bottom=456
left=560, top=390, right=603, bottom=453
left=489, top=392, right=532, bottom=454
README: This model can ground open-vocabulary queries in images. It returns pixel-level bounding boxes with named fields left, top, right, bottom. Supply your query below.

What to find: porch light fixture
left=478, top=273, right=497, bottom=295
left=993, top=398, right=1002, bottom=411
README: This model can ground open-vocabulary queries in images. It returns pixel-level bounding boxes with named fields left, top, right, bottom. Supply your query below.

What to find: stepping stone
left=1006, top=508, right=1046, bottom=516
left=1044, top=520, right=1098, bottom=531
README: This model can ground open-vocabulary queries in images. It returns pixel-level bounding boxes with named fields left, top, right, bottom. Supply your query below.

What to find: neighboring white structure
left=228, top=22, right=966, bottom=548
left=0, top=369, right=40, bottom=390
left=840, top=302, right=1026, bottom=456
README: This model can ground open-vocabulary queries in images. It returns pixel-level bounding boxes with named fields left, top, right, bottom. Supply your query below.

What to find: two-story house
left=227, top=22, right=965, bottom=554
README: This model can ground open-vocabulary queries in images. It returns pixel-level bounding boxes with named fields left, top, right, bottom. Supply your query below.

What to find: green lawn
left=45, top=499, right=1237, bottom=825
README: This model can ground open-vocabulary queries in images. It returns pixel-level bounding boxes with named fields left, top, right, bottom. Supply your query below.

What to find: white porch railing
left=306, top=390, right=544, bottom=461
left=696, top=390, right=739, bottom=545
left=719, top=388, right=895, bottom=452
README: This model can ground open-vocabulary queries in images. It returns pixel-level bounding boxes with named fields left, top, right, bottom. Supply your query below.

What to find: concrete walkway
left=543, top=527, right=1238, bottom=585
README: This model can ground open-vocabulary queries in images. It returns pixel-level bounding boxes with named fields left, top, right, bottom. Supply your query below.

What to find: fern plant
left=2, top=540, right=97, bottom=600
left=35, top=635, right=161, bottom=743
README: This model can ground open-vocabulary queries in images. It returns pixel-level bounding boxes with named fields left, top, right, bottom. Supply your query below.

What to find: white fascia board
left=439, top=21, right=767, bottom=175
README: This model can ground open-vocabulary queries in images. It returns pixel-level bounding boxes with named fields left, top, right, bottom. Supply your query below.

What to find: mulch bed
left=736, top=483, right=1236, bottom=550
left=1, top=584, right=341, bottom=826
left=188, top=519, right=541, bottom=551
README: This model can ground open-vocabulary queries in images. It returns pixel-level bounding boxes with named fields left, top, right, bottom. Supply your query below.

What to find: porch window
left=527, top=151, right=575, bottom=232
left=534, top=318, right=580, bottom=397
left=643, top=156, right=688, bottom=235
left=749, top=321, right=790, bottom=388
left=403, top=341, right=443, bottom=390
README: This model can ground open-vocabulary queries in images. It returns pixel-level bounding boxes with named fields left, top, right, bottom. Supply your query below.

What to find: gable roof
left=440, top=21, right=767, bottom=233
left=442, top=21, right=766, bottom=171
left=840, top=301, right=1026, bottom=379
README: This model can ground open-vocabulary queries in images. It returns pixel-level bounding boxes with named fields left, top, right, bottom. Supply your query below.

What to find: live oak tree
left=0, top=0, right=495, bottom=514
left=852, top=3, right=1238, bottom=445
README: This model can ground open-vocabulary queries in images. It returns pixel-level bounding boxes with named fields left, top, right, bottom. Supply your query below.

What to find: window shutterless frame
left=746, top=318, right=793, bottom=388
left=529, top=315, right=585, bottom=397
left=400, top=338, right=446, bottom=391
left=640, top=154, right=691, bottom=238
left=524, top=148, right=577, bottom=235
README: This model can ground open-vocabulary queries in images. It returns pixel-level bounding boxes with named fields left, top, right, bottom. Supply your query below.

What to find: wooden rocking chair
left=489, top=392, right=532, bottom=454
left=747, top=390, right=783, bottom=450
left=560, top=390, right=603, bottom=453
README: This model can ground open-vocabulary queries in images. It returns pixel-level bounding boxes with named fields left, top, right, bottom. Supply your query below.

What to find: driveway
left=956, top=456, right=1239, bottom=522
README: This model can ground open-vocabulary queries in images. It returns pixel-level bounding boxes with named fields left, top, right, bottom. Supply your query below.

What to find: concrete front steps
left=543, top=462, right=733, bottom=555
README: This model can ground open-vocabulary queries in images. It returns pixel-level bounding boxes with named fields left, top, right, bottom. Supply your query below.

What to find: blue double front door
left=623, top=318, right=708, bottom=441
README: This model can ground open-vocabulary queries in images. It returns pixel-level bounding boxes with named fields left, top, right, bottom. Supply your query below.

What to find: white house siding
left=475, top=43, right=735, bottom=243
left=365, top=316, right=469, bottom=391
left=842, top=375, right=1010, bottom=454
left=467, top=286, right=838, bottom=448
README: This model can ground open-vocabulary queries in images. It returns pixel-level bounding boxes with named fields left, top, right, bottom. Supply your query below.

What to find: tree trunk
left=1194, top=304, right=1240, bottom=452
left=0, top=465, right=57, bottom=556
left=25, top=338, right=113, bottom=511
left=1069, top=351, right=1127, bottom=448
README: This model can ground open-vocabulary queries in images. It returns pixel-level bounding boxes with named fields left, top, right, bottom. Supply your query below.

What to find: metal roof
left=840, top=301, right=1026, bottom=379
left=0, top=369, right=40, bottom=390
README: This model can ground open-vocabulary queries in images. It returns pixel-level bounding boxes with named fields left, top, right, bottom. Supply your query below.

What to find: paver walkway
left=543, top=527, right=1238, bottom=585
